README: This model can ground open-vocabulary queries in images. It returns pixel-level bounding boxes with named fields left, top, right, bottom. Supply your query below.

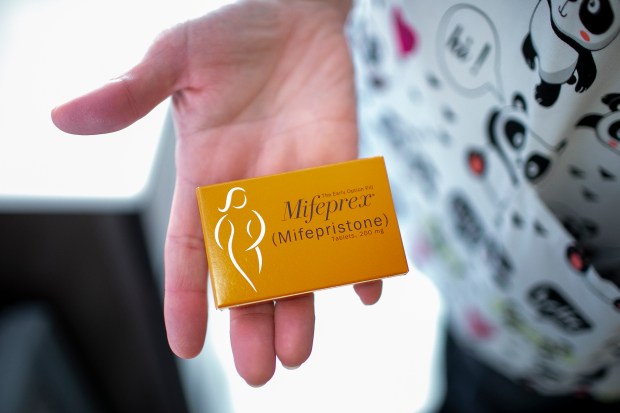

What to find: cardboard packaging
left=196, top=157, right=408, bottom=308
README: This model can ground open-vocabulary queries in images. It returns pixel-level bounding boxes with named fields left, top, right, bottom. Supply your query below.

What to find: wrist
left=263, top=0, right=352, bottom=20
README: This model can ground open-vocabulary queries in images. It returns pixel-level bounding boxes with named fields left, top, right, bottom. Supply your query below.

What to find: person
left=52, top=0, right=380, bottom=389
left=52, top=0, right=620, bottom=411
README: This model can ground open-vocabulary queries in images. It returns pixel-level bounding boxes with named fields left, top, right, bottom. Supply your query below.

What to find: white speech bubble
left=437, top=4, right=504, bottom=102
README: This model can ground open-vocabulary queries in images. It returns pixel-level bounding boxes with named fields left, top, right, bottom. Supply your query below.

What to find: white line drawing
left=214, top=187, right=266, bottom=292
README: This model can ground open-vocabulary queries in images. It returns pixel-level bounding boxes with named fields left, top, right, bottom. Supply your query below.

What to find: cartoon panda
left=467, top=93, right=556, bottom=187
left=448, top=191, right=515, bottom=288
left=576, top=92, right=620, bottom=155
left=348, top=14, right=389, bottom=91
left=355, top=27, right=388, bottom=90
left=538, top=94, right=620, bottom=283
left=522, top=0, right=620, bottom=107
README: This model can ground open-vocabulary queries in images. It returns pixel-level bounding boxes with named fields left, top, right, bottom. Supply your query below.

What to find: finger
left=354, top=280, right=383, bottom=305
left=164, top=177, right=209, bottom=358
left=51, top=24, right=187, bottom=135
left=274, top=294, right=315, bottom=369
left=230, top=301, right=277, bottom=386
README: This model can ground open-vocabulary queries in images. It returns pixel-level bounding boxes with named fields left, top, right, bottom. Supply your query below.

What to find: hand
left=51, top=0, right=382, bottom=386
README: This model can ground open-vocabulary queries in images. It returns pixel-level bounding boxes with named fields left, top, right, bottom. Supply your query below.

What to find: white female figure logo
left=214, top=187, right=266, bottom=292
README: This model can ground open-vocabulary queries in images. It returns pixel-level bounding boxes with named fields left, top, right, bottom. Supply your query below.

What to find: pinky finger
left=353, top=280, right=383, bottom=305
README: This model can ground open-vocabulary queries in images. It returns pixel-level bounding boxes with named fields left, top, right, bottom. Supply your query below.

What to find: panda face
left=595, top=110, right=620, bottom=154
left=488, top=97, right=553, bottom=183
left=549, top=0, right=620, bottom=50
left=491, top=104, right=528, bottom=157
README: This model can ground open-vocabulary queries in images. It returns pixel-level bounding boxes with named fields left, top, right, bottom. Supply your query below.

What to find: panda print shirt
left=348, top=0, right=620, bottom=400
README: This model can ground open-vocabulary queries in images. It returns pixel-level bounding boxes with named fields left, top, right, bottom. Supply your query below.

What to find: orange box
left=196, top=157, right=408, bottom=308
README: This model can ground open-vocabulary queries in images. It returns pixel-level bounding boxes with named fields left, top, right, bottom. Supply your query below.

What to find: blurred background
left=0, top=0, right=444, bottom=412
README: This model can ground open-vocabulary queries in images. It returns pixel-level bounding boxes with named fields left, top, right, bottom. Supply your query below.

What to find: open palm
left=52, top=0, right=381, bottom=386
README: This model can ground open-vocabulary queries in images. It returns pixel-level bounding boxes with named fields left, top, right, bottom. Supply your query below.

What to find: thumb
left=51, top=25, right=187, bottom=135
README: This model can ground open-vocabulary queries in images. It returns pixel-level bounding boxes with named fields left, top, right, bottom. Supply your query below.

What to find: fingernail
left=247, top=382, right=265, bottom=388
left=282, top=364, right=301, bottom=370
